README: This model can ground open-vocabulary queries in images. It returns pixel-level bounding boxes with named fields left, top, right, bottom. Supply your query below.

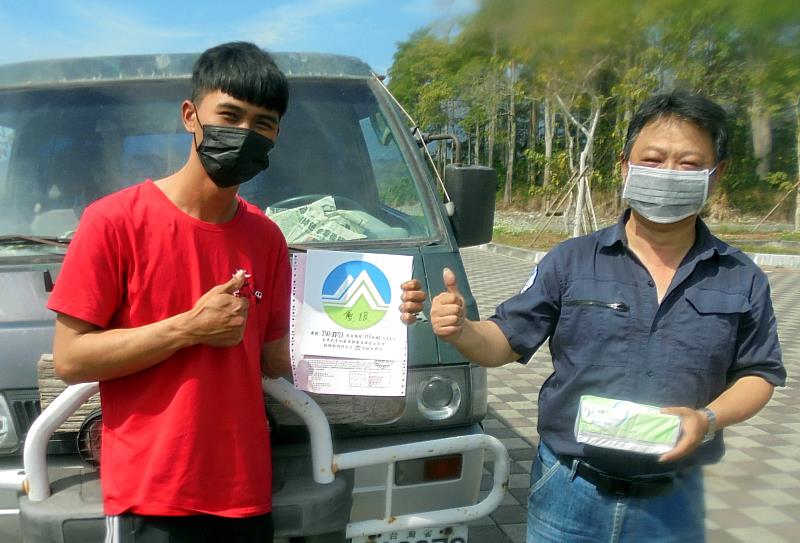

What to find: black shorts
left=106, top=512, right=273, bottom=543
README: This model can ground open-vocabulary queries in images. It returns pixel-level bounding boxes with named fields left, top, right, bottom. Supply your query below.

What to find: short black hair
left=623, top=91, right=729, bottom=162
left=191, top=42, right=289, bottom=116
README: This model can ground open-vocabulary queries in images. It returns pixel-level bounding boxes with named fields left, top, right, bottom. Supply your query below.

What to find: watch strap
left=700, top=407, right=717, bottom=443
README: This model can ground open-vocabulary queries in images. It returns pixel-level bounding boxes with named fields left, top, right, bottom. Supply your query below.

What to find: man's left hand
left=658, top=407, right=709, bottom=463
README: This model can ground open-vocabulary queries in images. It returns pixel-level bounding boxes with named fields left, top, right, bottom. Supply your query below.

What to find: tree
left=386, top=0, right=800, bottom=229
left=388, top=28, right=454, bottom=131
left=503, top=58, right=519, bottom=206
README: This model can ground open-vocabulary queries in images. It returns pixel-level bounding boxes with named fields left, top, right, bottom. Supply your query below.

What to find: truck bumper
left=16, top=423, right=484, bottom=542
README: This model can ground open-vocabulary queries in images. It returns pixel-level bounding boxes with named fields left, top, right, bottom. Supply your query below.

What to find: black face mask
left=193, top=109, right=275, bottom=188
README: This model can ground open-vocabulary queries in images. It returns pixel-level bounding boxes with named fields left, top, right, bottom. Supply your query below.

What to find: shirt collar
left=692, top=215, right=737, bottom=260
left=599, top=208, right=737, bottom=260
left=597, top=209, right=630, bottom=249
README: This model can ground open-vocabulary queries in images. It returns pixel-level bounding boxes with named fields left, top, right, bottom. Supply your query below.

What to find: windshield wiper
left=0, top=235, right=71, bottom=247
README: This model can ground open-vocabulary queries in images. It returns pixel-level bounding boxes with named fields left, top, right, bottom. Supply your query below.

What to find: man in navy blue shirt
left=401, top=91, right=785, bottom=542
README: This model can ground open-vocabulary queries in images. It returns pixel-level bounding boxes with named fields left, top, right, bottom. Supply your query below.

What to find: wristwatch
left=700, top=407, right=717, bottom=443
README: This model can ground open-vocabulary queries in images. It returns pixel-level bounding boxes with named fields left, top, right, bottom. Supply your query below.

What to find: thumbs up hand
left=188, top=270, right=250, bottom=347
left=431, top=268, right=466, bottom=342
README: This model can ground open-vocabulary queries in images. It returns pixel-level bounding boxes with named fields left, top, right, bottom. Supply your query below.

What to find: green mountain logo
left=321, top=261, right=391, bottom=330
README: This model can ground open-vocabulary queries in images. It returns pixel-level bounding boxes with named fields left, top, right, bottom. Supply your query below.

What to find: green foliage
left=388, top=28, right=455, bottom=130
left=765, top=171, right=794, bottom=193
left=387, top=0, right=800, bottom=219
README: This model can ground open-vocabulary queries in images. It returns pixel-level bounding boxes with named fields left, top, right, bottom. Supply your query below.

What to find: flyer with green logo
left=290, top=250, right=412, bottom=397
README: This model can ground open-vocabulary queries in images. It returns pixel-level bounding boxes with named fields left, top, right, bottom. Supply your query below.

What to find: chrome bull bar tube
left=339, top=433, right=509, bottom=539
left=11, top=377, right=509, bottom=539
left=0, top=382, right=102, bottom=501
left=262, top=377, right=335, bottom=483
left=263, top=377, right=510, bottom=539
left=25, top=382, right=100, bottom=501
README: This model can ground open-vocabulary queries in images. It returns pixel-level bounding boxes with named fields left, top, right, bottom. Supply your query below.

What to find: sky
left=0, top=0, right=477, bottom=75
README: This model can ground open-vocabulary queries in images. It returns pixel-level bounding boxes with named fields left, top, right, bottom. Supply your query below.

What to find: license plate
left=351, top=525, right=468, bottom=543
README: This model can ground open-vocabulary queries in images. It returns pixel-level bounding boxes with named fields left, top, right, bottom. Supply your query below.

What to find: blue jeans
left=527, top=442, right=705, bottom=543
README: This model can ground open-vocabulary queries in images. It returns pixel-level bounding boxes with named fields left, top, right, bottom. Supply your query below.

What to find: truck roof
left=0, top=52, right=375, bottom=89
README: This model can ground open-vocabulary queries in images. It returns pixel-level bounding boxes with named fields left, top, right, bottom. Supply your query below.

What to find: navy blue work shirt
left=489, top=210, right=786, bottom=477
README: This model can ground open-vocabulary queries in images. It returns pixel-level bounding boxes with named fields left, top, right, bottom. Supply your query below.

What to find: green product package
left=574, top=395, right=681, bottom=455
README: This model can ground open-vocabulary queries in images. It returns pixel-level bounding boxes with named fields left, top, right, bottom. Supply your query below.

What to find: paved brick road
left=461, top=245, right=800, bottom=543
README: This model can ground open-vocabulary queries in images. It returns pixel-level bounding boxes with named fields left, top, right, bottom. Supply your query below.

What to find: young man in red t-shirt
left=47, top=42, right=293, bottom=542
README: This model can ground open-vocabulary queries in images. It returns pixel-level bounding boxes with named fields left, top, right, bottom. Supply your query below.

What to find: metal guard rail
left=0, top=378, right=510, bottom=539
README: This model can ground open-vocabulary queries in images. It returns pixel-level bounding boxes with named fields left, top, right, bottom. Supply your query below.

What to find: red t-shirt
left=47, top=180, right=291, bottom=517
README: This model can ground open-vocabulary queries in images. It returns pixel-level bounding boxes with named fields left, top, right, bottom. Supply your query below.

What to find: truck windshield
left=0, top=78, right=436, bottom=248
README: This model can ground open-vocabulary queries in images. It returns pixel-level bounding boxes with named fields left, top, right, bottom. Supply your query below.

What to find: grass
left=736, top=244, right=800, bottom=256
left=492, top=227, right=566, bottom=251
left=492, top=225, right=800, bottom=255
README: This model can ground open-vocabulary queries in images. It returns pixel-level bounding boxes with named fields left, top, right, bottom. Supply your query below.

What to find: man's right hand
left=188, top=271, right=249, bottom=347
left=430, top=268, right=466, bottom=343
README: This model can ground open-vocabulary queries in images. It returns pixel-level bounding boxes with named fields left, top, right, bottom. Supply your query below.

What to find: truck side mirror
left=443, top=164, right=496, bottom=247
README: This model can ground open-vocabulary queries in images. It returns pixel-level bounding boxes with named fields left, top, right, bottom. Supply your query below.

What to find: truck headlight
left=0, top=395, right=20, bottom=453
left=417, top=375, right=461, bottom=421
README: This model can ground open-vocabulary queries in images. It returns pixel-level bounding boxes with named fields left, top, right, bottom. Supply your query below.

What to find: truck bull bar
left=0, top=378, right=510, bottom=540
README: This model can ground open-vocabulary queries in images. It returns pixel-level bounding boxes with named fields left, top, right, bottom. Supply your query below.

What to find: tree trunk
left=475, top=123, right=481, bottom=166
left=616, top=103, right=632, bottom=214
left=503, top=60, right=517, bottom=207
left=750, top=90, right=772, bottom=179
left=611, top=101, right=623, bottom=216
left=450, top=101, right=459, bottom=164
left=543, top=96, right=554, bottom=187
left=612, top=105, right=622, bottom=216
left=488, top=32, right=498, bottom=168
left=564, top=112, right=576, bottom=173
left=795, top=95, right=800, bottom=232
left=488, top=112, right=496, bottom=168
left=573, top=163, right=588, bottom=237
left=573, top=123, right=581, bottom=172
left=556, top=95, right=601, bottom=238
left=529, top=98, right=537, bottom=187
left=582, top=103, right=601, bottom=233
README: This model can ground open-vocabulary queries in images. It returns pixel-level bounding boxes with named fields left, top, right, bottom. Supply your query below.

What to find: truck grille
left=3, top=389, right=79, bottom=455
left=5, top=390, right=42, bottom=437
left=12, top=399, right=41, bottom=436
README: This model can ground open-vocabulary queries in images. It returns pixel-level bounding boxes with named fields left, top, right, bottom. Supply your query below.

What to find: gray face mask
left=622, top=163, right=716, bottom=224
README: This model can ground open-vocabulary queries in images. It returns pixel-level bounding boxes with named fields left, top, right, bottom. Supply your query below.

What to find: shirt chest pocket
left=671, top=287, right=750, bottom=372
left=555, top=283, right=633, bottom=365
